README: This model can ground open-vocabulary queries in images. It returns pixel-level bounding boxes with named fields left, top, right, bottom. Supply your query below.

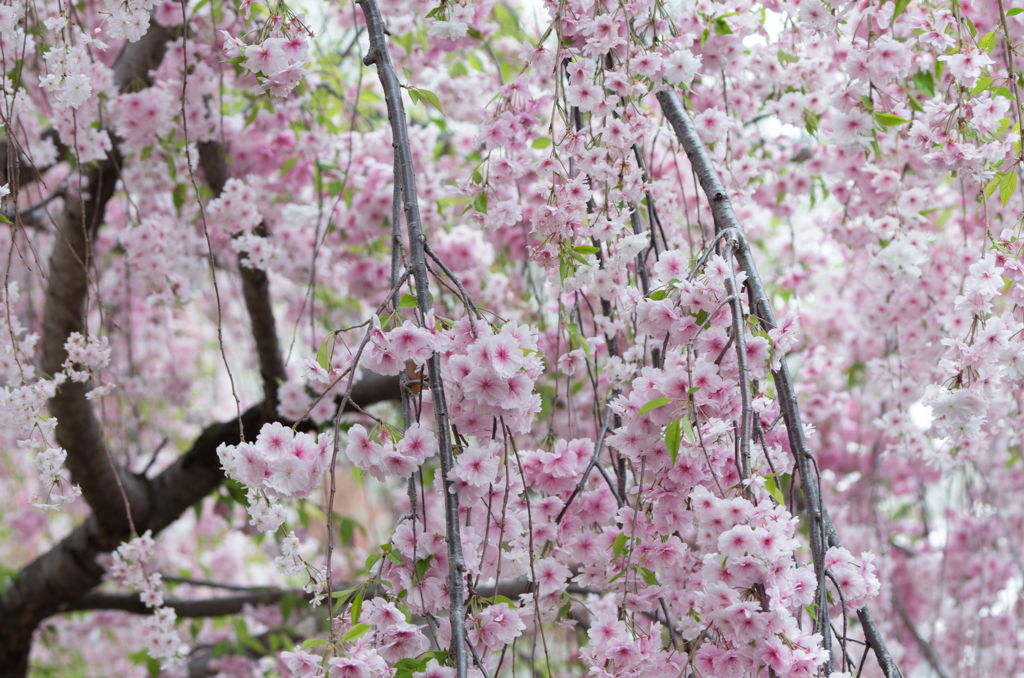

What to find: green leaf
left=316, top=333, right=335, bottom=371
left=892, top=0, right=911, bottom=19
left=365, top=552, right=382, bottom=571
left=665, top=419, right=681, bottom=465
left=331, top=586, right=358, bottom=599
left=1008, top=7, right=1023, bottom=16
left=906, top=92, right=925, bottom=113
left=492, top=594, right=518, bottom=608
left=713, top=17, right=733, bottom=34
left=140, top=145, right=153, bottom=161
left=473, top=192, right=488, bottom=213
left=567, top=322, right=591, bottom=355
left=978, top=30, right=997, bottom=52
left=532, top=136, right=551, bottom=149
left=394, top=658, right=429, bottom=678
left=804, top=110, right=819, bottom=138
left=387, top=550, right=405, bottom=564
left=403, top=67, right=413, bottom=80
left=965, top=16, right=977, bottom=38
left=971, top=76, right=995, bottom=96
left=301, top=637, right=327, bottom=649
left=1000, top=170, right=1017, bottom=207
left=610, top=533, right=629, bottom=561
left=342, top=623, right=372, bottom=642
left=764, top=476, right=786, bottom=505
left=649, top=289, right=667, bottom=301
left=350, top=593, right=363, bottom=624
left=986, top=176, right=1000, bottom=200
left=913, top=70, right=935, bottom=98
left=281, top=156, right=299, bottom=176
left=173, top=183, right=187, bottom=214
left=416, top=88, right=444, bottom=115
left=682, top=416, right=695, bottom=443
left=639, top=397, right=672, bottom=416
left=573, top=245, right=601, bottom=255
left=399, top=293, right=419, bottom=309
left=874, top=112, right=910, bottom=127
left=639, top=567, right=658, bottom=586
left=0, top=212, right=10, bottom=225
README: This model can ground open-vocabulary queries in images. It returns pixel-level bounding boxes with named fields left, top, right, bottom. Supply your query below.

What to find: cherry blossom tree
left=1, top=0, right=1023, bottom=676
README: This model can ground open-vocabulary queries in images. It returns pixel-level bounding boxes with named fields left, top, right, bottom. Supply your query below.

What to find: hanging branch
left=656, top=89, right=899, bottom=678
left=355, top=0, right=468, bottom=675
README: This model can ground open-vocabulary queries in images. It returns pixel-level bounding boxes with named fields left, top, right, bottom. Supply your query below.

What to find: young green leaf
left=874, top=112, right=910, bottom=127
left=978, top=30, right=997, bottom=52
left=764, top=476, right=786, bottom=505
left=610, top=532, right=628, bottom=561
left=319, top=334, right=337, bottom=371
left=639, top=567, right=659, bottom=586
left=417, top=88, right=444, bottom=115
left=342, top=623, right=372, bottom=642
left=350, top=592, right=363, bottom=624
left=665, top=419, right=681, bottom=464
left=639, top=397, right=672, bottom=416
left=1000, top=170, right=1017, bottom=207
left=913, top=70, right=935, bottom=98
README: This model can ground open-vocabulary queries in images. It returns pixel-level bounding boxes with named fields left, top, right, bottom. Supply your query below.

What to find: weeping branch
left=656, top=89, right=899, bottom=678
left=356, top=0, right=468, bottom=674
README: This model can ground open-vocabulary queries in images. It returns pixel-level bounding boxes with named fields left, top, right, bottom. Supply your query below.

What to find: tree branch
left=60, top=590, right=303, bottom=618
left=356, top=1, right=468, bottom=674
left=656, top=88, right=899, bottom=678
left=0, top=370, right=400, bottom=675
left=40, top=20, right=178, bottom=535
left=197, top=140, right=287, bottom=421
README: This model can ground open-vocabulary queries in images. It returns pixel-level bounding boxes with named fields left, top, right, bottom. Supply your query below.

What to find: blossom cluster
left=345, top=422, right=438, bottom=481
left=105, top=531, right=185, bottom=667
left=217, top=423, right=332, bottom=500
left=222, top=23, right=311, bottom=98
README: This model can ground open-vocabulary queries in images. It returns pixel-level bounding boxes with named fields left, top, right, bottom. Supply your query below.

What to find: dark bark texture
left=0, top=21, right=399, bottom=677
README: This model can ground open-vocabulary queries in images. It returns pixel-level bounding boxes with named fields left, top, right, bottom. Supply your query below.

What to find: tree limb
left=60, top=590, right=303, bottom=618
left=0, top=369, right=400, bottom=675
left=356, top=1, right=468, bottom=674
left=40, top=20, right=178, bottom=536
left=197, top=140, right=287, bottom=421
left=656, top=88, right=899, bottom=678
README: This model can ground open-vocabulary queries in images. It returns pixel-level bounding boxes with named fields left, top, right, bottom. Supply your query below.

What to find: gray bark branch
left=656, top=89, right=899, bottom=678
left=355, top=1, right=468, bottom=674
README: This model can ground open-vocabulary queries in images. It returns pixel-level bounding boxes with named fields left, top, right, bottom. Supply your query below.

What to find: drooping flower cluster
left=443, top=319, right=544, bottom=436
left=345, top=422, right=438, bottom=481
left=105, top=531, right=185, bottom=667
left=218, top=423, right=332, bottom=501
left=222, top=20, right=311, bottom=98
